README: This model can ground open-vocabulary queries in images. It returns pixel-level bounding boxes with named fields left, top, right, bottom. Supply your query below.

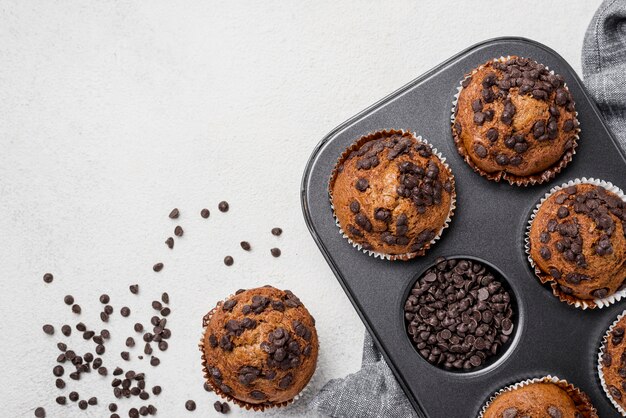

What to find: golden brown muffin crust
left=600, top=315, right=626, bottom=410
left=483, top=382, right=589, bottom=418
left=453, top=56, right=578, bottom=183
left=331, top=130, right=454, bottom=258
left=529, top=183, right=626, bottom=304
left=201, top=286, right=318, bottom=408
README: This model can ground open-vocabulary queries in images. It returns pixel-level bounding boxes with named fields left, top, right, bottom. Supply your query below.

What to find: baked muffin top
left=453, top=56, right=578, bottom=184
left=600, top=314, right=626, bottom=410
left=330, top=130, right=455, bottom=259
left=483, top=382, right=592, bottom=418
left=529, top=183, right=626, bottom=305
left=201, top=286, right=318, bottom=408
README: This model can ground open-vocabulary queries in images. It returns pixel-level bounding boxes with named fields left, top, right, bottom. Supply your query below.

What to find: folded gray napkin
left=311, top=1, right=626, bottom=416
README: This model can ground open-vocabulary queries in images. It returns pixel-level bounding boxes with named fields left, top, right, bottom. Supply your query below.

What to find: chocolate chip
left=592, top=288, right=609, bottom=299
left=34, top=407, right=46, bottom=417
left=471, top=99, right=483, bottom=112
left=43, top=324, right=54, bottom=335
left=200, top=208, right=210, bottom=218
left=486, top=128, right=499, bottom=142
left=224, top=256, right=234, bottom=266
left=71, top=304, right=81, bottom=314
left=168, top=208, right=179, bottom=219
left=153, top=263, right=163, bottom=272
left=240, top=241, right=251, bottom=251
left=540, top=247, right=551, bottom=260
left=121, top=307, right=131, bottom=317
left=271, top=227, right=283, bottom=236
left=174, top=225, right=184, bottom=237
left=473, top=143, right=487, bottom=158
left=64, top=295, right=74, bottom=305
left=349, top=201, right=360, bottom=213
left=185, top=400, right=196, bottom=411
left=271, top=248, right=281, bottom=257
left=495, top=154, right=509, bottom=166
left=43, top=273, right=53, bottom=283
left=218, top=201, right=229, bottom=212
left=473, top=112, right=486, bottom=125
left=165, top=236, right=174, bottom=248
left=355, top=178, right=369, bottom=192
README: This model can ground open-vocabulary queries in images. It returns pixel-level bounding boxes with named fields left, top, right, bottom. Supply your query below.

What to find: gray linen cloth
left=311, top=1, right=626, bottom=416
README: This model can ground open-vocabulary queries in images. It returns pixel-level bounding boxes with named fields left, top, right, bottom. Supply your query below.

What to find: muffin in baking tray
left=452, top=56, right=579, bottom=185
left=330, top=129, right=455, bottom=260
left=481, top=378, right=597, bottom=418
left=200, top=286, right=318, bottom=410
left=528, top=181, right=626, bottom=308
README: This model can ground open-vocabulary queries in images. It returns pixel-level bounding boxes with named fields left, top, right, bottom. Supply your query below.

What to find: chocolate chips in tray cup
left=403, top=256, right=516, bottom=372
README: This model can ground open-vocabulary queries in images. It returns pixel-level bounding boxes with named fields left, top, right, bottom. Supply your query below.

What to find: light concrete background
left=0, top=1, right=603, bottom=416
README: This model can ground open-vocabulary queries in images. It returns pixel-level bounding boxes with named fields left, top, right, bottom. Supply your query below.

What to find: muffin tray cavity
left=301, top=37, right=626, bottom=417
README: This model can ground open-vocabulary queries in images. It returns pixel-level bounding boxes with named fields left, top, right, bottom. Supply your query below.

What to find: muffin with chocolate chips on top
left=528, top=182, right=626, bottom=308
left=330, top=129, right=455, bottom=260
left=481, top=380, right=597, bottom=418
left=200, top=286, right=318, bottom=410
left=452, top=56, right=579, bottom=185
left=599, top=312, right=626, bottom=413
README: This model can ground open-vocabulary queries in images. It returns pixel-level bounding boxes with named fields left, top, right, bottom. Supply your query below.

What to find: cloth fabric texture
left=311, top=1, right=626, bottom=417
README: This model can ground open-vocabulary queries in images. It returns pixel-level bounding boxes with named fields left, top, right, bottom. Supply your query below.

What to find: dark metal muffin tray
left=301, top=37, right=626, bottom=417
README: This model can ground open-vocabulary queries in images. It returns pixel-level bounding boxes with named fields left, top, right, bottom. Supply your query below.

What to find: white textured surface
left=0, top=1, right=602, bottom=417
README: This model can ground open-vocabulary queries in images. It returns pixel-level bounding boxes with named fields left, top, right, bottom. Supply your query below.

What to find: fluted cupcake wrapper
left=477, top=375, right=598, bottom=418
left=598, top=309, right=626, bottom=416
left=328, top=129, right=456, bottom=261
left=451, top=56, right=580, bottom=186
left=525, top=177, right=626, bottom=309
left=199, top=294, right=319, bottom=411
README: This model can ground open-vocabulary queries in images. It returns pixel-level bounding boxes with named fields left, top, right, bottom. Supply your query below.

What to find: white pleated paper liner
left=451, top=55, right=580, bottom=186
left=199, top=290, right=320, bottom=411
left=328, top=129, right=456, bottom=261
left=477, top=375, right=598, bottom=418
left=524, top=177, right=626, bottom=309
left=598, top=309, right=626, bottom=416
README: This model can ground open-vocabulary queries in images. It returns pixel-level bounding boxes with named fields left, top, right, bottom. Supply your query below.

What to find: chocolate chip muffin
left=482, top=380, right=597, bottom=418
left=200, top=286, right=318, bottom=410
left=600, top=312, right=626, bottom=413
left=452, top=56, right=579, bottom=185
left=330, top=130, right=455, bottom=260
left=528, top=181, right=626, bottom=308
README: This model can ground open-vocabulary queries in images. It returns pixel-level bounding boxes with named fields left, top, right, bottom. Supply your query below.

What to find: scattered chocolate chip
left=121, top=307, right=131, bottom=317
left=43, top=324, right=54, bottom=335
left=201, top=208, right=210, bottom=218
left=271, top=227, right=283, bottom=236
left=224, top=256, right=234, bottom=266
left=71, top=304, right=81, bottom=314
left=43, top=273, right=53, bottom=284
left=185, top=400, right=196, bottom=411
left=130, top=284, right=139, bottom=294
left=99, top=294, right=110, bottom=304
left=218, top=201, right=229, bottom=212
left=34, top=407, right=46, bottom=417
left=64, top=295, right=74, bottom=305
left=153, top=263, right=163, bottom=272
left=174, top=226, right=184, bottom=237
left=271, top=248, right=281, bottom=257
left=165, top=237, right=174, bottom=249
left=168, top=208, right=179, bottom=219
left=240, top=241, right=251, bottom=251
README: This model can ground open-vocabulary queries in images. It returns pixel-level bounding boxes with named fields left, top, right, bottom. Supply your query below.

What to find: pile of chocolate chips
left=404, top=257, right=514, bottom=371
